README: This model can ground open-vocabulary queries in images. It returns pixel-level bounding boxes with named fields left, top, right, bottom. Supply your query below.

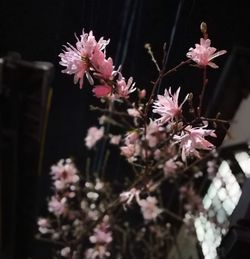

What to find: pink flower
left=127, top=108, right=141, bottom=118
left=120, top=144, right=135, bottom=159
left=186, top=38, right=227, bottom=68
left=37, top=218, right=51, bottom=234
left=93, top=57, right=114, bottom=81
left=109, top=135, right=121, bottom=145
left=89, top=216, right=112, bottom=245
left=116, top=77, right=136, bottom=98
left=61, top=247, right=71, bottom=257
left=163, top=158, right=183, bottom=177
left=120, top=188, right=140, bottom=206
left=137, top=196, right=162, bottom=221
left=59, top=30, right=109, bottom=88
left=48, top=196, right=67, bottom=216
left=145, top=120, right=164, bottom=148
left=50, top=159, right=79, bottom=190
left=124, top=131, right=139, bottom=145
left=152, top=87, right=189, bottom=125
left=85, top=127, right=104, bottom=149
left=139, top=89, right=147, bottom=99
left=174, top=125, right=216, bottom=161
left=92, top=84, right=112, bottom=98
left=85, top=246, right=110, bottom=259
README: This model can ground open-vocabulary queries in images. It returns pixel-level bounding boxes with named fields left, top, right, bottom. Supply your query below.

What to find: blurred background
left=1, top=0, right=250, bottom=258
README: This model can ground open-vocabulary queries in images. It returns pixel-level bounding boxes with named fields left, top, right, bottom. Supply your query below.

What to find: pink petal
left=92, top=85, right=112, bottom=98
left=208, top=62, right=219, bottom=69
left=209, top=50, right=227, bottom=61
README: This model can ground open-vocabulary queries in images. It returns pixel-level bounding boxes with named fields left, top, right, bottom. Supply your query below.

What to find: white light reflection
left=235, top=151, right=250, bottom=177
left=195, top=160, right=242, bottom=259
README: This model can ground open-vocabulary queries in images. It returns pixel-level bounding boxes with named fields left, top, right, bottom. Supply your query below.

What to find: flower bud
left=200, top=22, right=207, bottom=35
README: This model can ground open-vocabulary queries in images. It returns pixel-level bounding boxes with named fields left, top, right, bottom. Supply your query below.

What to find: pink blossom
left=59, top=30, right=109, bottom=88
left=152, top=87, right=189, bottom=125
left=174, top=125, right=216, bottom=160
left=124, top=131, right=139, bottom=145
left=48, top=196, right=67, bottom=216
left=92, top=84, right=112, bottom=98
left=93, top=57, right=114, bottom=81
left=89, top=216, right=112, bottom=244
left=85, top=127, right=104, bottom=149
left=61, top=247, right=71, bottom=257
left=120, top=188, right=140, bottom=206
left=127, top=108, right=141, bottom=118
left=109, top=135, right=121, bottom=145
left=120, top=144, right=135, bottom=159
left=163, top=158, right=183, bottom=177
left=139, top=89, right=147, bottom=99
left=85, top=246, right=110, bottom=259
left=137, top=196, right=162, bottom=221
left=50, top=159, right=79, bottom=190
left=121, top=131, right=140, bottom=161
left=116, top=77, right=136, bottom=98
left=37, top=218, right=51, bottom=234
left=186, top=38, right=227, bottom=68
left=145, top=120, right=164, bottom=147
left=87, top=210, right=99, bottom=221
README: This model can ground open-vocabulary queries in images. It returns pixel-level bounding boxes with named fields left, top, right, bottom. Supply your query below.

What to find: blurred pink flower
left=50, top=159, right=79, bottom=190
left=139, top=89, right=147, bottom=99
left=109, top=135, right=121, bottom=145
left=186, top=38, right=226, bottom=68
left=85, top=245, right=110, bottom=259
left=124, top=131, right=139, bottom=145
left=59, top=30, right=109, bottom=88
left=153, top=87, right=189, bottom=125
left=145, top=120, right=164, bottom=148
left=120, top=144, right=135, bottom=159
left=61, top=247, right=71, bottom=257
left=137, top=196, right=162, bottom=221
left=89, top=216, right=112, bottom=244
left=37, top=218, right=51, bottom=234
left=85, top=127, right=104, bottom=149
left=127, top=108, right=141, bottom=118
left=174, top=125, right=216, bottom=160
left=163, top=158, right=183, bottom=177
left=48, top=196, right=67, bottom=216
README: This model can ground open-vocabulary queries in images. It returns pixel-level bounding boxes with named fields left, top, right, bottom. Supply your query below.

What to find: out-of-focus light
left=235, top=151, right=250, bottom=177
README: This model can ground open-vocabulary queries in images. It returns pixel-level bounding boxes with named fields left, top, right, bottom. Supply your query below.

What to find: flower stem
left=198, top=66, right=208, bottom=116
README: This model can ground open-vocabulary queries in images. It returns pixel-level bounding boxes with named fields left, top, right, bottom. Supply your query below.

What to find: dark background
left=2, top=0, right=249, bottom=169
left=1, top=0, right=250, bottom=258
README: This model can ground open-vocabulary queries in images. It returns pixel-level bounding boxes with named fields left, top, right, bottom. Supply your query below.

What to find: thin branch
left=198, top=66, right=208, bottom=116
left=145, top=43, right=161, bottom=72
left=162, top=59, right=191, bottom=78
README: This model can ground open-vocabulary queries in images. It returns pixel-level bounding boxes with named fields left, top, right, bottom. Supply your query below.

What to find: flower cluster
left=38, top=24, right=228, bottom=259
left=59, top=29, right=135, bottom=98
left=37, top=159, right=114, bottom=258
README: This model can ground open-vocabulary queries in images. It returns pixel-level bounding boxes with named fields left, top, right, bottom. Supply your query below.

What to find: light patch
left=235, top=151, right=250, bottom=177
left=194, top=160, right=242, bottom=259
